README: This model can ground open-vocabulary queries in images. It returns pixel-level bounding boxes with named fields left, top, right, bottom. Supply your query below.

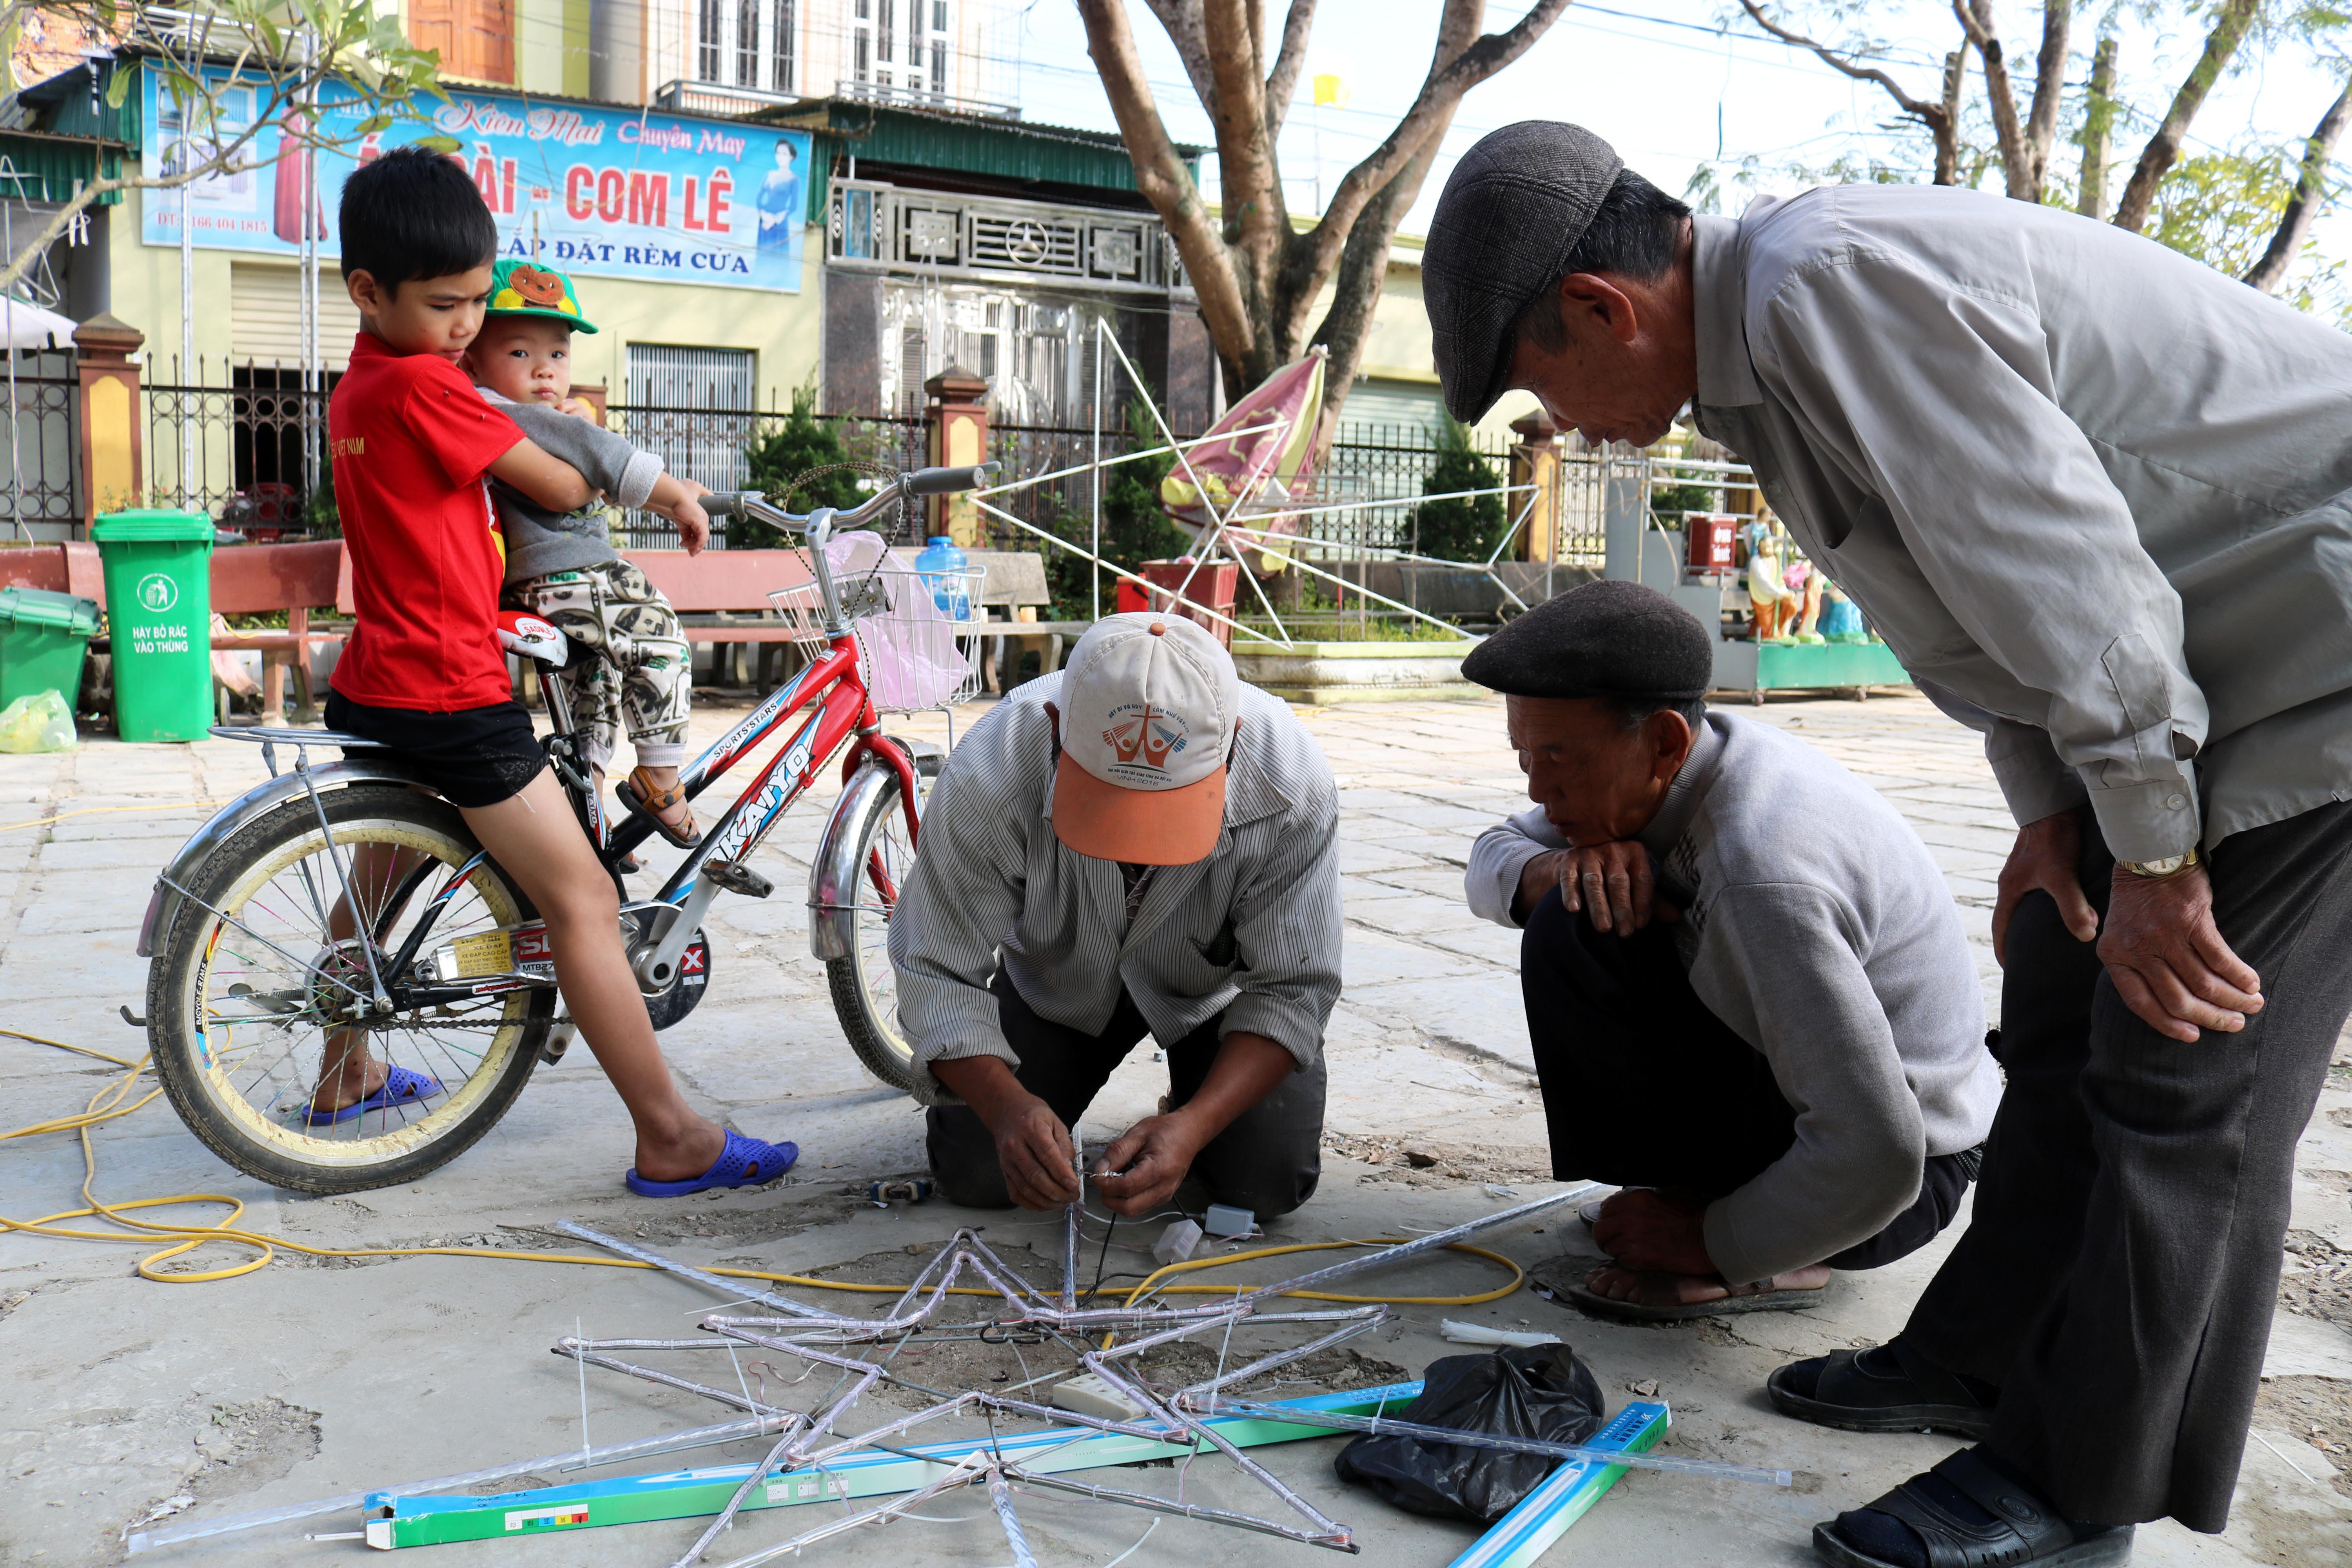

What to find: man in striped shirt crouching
left=890, top=612, right=1344, bottom=1221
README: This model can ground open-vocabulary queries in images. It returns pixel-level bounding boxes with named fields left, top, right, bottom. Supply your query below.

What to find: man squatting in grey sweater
left=1461, top=582, right=2001, bottom=1320
left=464, top=287, right=713, bottom=845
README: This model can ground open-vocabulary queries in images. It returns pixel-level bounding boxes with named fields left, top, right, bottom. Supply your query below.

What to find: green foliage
left=1651, top=479, right=1722, bottom=528
left=740, top=384, right=866, bottom=550
left=2144, top=142, right=2297, bottom=279
left=1041, top=399, right=1189, bottom=620
left=304, top=443, right=339, bottom=538
left=1412, top=417, right=1506, bottom=563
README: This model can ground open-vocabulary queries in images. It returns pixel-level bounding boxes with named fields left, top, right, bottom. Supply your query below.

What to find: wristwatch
left=2117, top=846, right=2201, bottom=880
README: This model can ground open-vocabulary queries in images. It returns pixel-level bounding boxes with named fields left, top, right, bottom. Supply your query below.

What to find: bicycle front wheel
left=146, top=786, right=552, bottom=1194
left=824, top=767, right=922, bottom=1093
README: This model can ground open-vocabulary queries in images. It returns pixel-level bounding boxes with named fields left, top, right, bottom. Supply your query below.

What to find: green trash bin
left=93, top=509, right=216, bottom=742
left=0, top=585, right=101, bottom=708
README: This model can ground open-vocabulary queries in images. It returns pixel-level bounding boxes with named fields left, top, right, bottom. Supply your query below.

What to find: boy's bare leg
left=311, top=841, right=411, bottom=1113
left=458, top=769, right=726, bottom=1180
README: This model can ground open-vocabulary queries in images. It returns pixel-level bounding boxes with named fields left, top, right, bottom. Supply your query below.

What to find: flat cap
left=1422, top=121, right=1623, bottom=425
left=1462, top=580, right=1712, bottom=702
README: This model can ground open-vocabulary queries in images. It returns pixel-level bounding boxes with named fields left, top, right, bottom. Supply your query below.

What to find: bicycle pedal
left=704, top=859, right=773, bottom=899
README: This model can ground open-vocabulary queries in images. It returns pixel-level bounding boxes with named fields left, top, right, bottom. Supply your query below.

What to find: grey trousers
left=925, top=971, right=1327, bottom=1219
left=1904, top=800, right=2352, bottom=1531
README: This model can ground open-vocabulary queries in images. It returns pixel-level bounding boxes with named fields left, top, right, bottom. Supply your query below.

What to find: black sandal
left=1770, top=1337, right=1997, bottom=1438
left=1814, top=1449, right=2134, bottom=1568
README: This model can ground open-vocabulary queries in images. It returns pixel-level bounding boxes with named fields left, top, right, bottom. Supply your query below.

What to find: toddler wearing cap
left=462, top=259, right=710, bottom=846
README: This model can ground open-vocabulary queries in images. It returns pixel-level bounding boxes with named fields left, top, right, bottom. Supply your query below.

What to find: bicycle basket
left=857, top=564, right=988, bottom=711
left=764, top=530, right=895, bottom=650
left=765, top=570, right=889, bottom=648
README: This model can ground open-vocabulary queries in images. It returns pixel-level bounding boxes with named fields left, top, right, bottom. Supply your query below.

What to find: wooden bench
left=626, top=546, right=1082, bottom=695
left=0, top=539, right=348, bottom=722
left=207, top=539, right=348, bottom=722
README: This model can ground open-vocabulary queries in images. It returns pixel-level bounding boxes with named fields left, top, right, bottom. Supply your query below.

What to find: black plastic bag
left=1333, top=1343, right=1606, bottom=1524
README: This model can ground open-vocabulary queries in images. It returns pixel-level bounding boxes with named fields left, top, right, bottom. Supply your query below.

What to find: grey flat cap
left=1423, top=122, right=1623, bottom=424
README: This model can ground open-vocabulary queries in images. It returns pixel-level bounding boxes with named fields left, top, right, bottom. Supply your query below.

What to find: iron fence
left=601, top=405, right=930, bottom=548
left=143, top=359, right=329, bottom=530
left=0, top=352, right=78, bottom=533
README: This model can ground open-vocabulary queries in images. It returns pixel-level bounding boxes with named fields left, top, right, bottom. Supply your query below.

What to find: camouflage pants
left=508, top=562, right=691, bottom=770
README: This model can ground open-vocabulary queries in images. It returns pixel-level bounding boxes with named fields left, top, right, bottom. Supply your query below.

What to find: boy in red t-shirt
left=322, top=148, right=795, bottom=1194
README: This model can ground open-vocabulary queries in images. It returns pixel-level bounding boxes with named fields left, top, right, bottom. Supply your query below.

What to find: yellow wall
left=515, top=0, right=594, bottom=97
left=110, top=201, right=238, bottom=372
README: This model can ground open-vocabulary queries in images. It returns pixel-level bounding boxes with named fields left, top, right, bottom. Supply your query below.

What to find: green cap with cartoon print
left=485, top=258, right=600, bottom=334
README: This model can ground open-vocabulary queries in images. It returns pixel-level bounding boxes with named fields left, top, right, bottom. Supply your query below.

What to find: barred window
left=771, top=0, right=795, bottom=91
left=695, top=0, right=722, bottom=80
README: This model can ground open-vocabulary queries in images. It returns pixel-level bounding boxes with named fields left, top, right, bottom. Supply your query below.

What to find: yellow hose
left=0, top=800, right=225, bottom=834
left=1, top=1027, right=1524, bottom=1305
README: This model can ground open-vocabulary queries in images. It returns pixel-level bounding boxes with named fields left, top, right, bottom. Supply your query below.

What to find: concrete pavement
left=0, top=690, right=2346, bottom=1567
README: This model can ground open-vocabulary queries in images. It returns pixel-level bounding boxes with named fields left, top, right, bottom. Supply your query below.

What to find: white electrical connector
left=1203, top=1203, right=1255, bottom=1240
left=1051, top=1372, right=1149, bottom=1423
left=1152, top=1218, right=1203, bottom=1268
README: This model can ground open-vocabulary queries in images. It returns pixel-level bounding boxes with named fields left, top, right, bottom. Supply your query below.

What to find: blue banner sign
left=138, top=66, right=809, bottom=292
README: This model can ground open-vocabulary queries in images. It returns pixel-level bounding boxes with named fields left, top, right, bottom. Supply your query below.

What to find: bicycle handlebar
left=904, top=463, right=997, bottom=495
left=695, top=463, right=1001, bottom=636
left=700, top=463, right=999, bottom=528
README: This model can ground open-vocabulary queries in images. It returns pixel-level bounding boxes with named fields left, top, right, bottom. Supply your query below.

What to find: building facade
left=0, top=0, right=1510, bottom=539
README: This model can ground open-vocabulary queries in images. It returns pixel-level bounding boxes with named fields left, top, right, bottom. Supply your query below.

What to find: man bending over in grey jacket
left=1463, top=582, right=2000, bottom=1322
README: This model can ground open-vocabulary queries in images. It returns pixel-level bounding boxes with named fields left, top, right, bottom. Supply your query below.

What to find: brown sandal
left=617, top=765, right=702, bottom=848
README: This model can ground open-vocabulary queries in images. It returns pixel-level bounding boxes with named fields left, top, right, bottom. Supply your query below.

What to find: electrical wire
left=2, top=1027, right=1525, bottom=1305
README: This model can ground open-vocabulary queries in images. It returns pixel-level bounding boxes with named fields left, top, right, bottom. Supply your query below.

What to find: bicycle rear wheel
left=145, top=786, right=553, bottom=1193
left=824, top=768, right=921, bottom=1093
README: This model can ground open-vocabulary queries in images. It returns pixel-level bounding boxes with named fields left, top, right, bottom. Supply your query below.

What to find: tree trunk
left=2021, top=0, right=2070, bottom=200
left=2111, top=0, right=2259, bottom=234
left=2245, top=75, right=2352, bottom=295
left=1934, top=48, right=1967, bottom=185
left=2077, top=34, right=2117, bottom=219
left=1961, top=0, right=2033, bottom=200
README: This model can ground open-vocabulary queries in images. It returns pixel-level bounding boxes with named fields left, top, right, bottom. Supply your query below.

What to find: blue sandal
left=626, top=1128, right=799, bottom=1197
left=301, top=1065, right=443, bottom=1127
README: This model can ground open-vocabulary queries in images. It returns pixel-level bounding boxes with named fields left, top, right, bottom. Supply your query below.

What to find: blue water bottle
left=913, top=535, right=970, bottom=619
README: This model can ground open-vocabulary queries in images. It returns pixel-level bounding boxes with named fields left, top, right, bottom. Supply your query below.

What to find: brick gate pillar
left=73, top=313, right=145, bottom=531
left=924, top=366, right=989, bottom=548
left=1508, top=408, right=1560, bottom=566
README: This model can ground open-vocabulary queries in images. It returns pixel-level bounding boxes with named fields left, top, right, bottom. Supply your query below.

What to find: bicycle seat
left=497, top=610, right=571, bottom=667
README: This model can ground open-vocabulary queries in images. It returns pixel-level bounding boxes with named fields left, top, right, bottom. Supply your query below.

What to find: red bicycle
left=137, top=465, right=993, bottom=1192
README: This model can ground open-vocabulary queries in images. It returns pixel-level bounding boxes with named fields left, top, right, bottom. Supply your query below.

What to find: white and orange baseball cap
left=1053, top=612, right=1239, bottom=866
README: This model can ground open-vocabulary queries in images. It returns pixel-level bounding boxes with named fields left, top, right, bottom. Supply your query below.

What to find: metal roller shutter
left=229, top=262, right=362, bottom=371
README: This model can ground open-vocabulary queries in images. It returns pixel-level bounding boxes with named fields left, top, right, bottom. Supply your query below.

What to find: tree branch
left=1302, top=4, right=1476, bottom=430
left=2112, top=0, right=2259, bottom=233
left=1261, top=0, right=1316, bottom=143
left=1076, top=0, right=1255, bottom=386
left=2245, top=73, right=2352, bottom=294
left=1140, top=0, right=1220, bottom=122
left=1292, top=0, right=1569, bottom=303
left=1738, top=1, right=1944, bottom=120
